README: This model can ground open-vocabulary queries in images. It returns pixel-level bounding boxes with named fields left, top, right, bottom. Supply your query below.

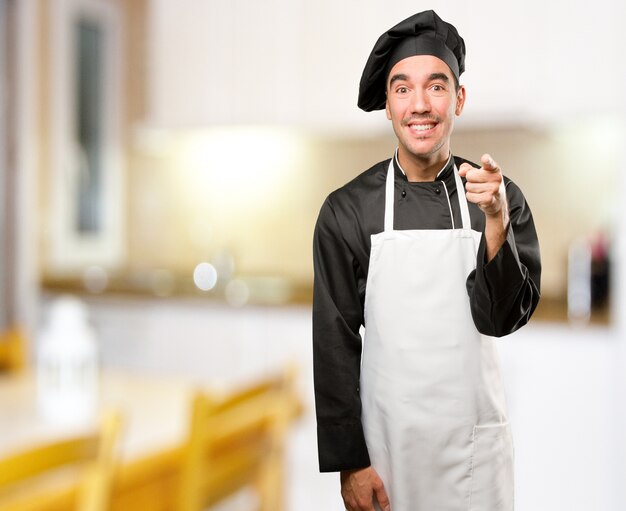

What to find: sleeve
left=312, top=197, right=371, bottom=472
left=466, top=180, right=541, bottom=337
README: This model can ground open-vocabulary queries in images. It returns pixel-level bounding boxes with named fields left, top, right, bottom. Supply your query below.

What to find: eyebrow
left=388, top=73, right=409, bottom=87
left=388, top=72, right=450, bottom=88
left=428, top=72, right=450, bottom=83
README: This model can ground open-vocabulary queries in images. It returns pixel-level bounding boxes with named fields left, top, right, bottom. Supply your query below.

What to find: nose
left=409, top=90, right=431, bottom=114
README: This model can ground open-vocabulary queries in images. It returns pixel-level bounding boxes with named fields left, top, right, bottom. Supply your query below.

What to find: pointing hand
left=458, top=153, right=507, bottom=218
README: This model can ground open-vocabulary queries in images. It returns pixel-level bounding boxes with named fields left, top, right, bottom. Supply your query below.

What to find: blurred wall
left=127, top=131, right=396, bottom=283
left=0, top=0, right=10, bottom=327
left=146, top=0, right=626, bottom=129
left=28, top=0, right=626, bottom=308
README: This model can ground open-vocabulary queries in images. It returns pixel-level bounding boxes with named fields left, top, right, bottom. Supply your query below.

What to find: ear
left=385, top=98, right=391, bottom=120
left=455, top=85, right=466, bottom=116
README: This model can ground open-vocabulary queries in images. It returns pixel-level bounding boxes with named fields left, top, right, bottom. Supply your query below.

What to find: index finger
left=480, top=153, right=499, bottom=171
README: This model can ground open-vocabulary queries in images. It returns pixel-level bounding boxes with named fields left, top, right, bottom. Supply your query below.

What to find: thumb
left=458, top=162, right=472, bottom=177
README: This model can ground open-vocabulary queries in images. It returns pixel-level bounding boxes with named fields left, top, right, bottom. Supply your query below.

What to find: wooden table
left=0, top=370, right=207, bottom=510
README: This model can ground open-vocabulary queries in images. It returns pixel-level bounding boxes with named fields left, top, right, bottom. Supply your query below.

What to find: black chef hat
left=358, top=10, right=466, bottom=112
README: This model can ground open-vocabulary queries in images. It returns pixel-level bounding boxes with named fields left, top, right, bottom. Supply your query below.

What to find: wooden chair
left=177, top=365, right=301, bottom=511
left=0, top=327, right=27, bottom=373
left=0, top=412, right=122, bottom=511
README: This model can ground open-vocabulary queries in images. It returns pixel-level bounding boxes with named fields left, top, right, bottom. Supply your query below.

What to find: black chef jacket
left=313, top=152, right=541, bottom=472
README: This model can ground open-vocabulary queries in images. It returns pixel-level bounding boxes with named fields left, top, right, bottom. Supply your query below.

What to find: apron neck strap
left=453, top=166, right=472, bottom=230
left=384, top=160, right=395, bottom=232
left=384, top=158, right=472, bottom=232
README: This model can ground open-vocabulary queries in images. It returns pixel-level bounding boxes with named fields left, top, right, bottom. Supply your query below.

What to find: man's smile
left=403, top=118, right=440, bottom=136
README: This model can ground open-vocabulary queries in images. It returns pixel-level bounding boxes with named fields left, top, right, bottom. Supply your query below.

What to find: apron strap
left=384, top=158, right=472, bottom=231
left=384, top=160, right=395, bottom=232
left=453, top=165, right=471, bottom=230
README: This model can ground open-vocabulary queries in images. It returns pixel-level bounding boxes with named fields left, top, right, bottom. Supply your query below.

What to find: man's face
left=385, top=55, right=466, bottom=164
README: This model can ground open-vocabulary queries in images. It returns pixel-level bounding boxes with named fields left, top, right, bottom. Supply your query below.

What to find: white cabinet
left=146, top=0, right=626, bottom=130
left=147, top=0, right=400, bottom=130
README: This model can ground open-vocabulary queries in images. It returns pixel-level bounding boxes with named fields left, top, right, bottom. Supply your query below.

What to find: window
left=46, top=0, right=124, bottom=274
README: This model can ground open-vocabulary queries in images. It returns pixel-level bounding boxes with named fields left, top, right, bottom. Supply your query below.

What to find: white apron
left=361, top=160, right=514, bottom=511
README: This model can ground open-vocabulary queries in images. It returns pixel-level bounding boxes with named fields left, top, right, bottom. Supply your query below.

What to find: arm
left=460, top=155, right=541, bottom=337
left=459, top=154, right=509, bottom=261
left=313, top=197, right=371, bottom=472
left=314, top=196, right=392, bottom=510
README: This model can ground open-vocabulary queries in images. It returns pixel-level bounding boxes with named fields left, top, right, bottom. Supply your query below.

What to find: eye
left=395, top=86, right=409, bottom=94
left=428, top=83, right=448, bottom=96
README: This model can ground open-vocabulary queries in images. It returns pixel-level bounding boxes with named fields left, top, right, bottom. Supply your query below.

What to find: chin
left=405, top=142, right=442, bottom=159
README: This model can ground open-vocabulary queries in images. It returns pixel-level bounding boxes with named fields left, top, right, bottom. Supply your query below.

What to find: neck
left=397, top=147, right=451, bottom=182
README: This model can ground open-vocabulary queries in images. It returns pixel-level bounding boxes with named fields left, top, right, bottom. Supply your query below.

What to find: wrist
left=485, top=203, right=509, bottom=228
left=484, top=205, right=509, bottom=263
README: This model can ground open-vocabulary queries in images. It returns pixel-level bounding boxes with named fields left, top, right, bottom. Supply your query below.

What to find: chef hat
left=358, top=10, right=466, bottom=112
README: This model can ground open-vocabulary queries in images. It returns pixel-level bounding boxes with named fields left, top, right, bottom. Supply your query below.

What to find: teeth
left=410, top=124, right=434, bottom=131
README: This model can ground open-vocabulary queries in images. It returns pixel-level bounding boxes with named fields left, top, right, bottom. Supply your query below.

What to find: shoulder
left=327, top=159, right=389, bottom=208
left=316, top=158, right=388, bottom=240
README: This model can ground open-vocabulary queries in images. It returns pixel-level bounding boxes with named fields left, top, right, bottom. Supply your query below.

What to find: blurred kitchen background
left=1, top=0, right=626, bottom=510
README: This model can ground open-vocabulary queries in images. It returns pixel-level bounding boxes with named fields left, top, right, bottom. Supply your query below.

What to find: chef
left=312, top=10, right=541, bottom=511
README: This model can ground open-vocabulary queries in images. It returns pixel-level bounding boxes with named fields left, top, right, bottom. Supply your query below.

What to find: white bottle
left=37, top=295, right=99, bottom=424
